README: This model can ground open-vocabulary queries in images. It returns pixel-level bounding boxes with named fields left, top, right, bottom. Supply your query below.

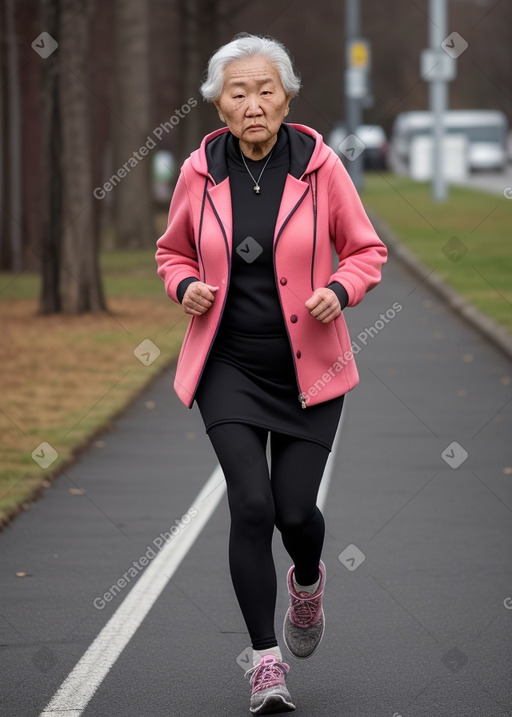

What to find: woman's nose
left=245, top=96, right=263, bottom=115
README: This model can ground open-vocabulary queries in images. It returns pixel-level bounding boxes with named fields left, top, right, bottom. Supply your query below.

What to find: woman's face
left=215, top=55, right=291, bottom=155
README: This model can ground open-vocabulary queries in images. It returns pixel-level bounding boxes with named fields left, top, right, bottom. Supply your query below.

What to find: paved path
left=1, top=251, right=511, bottom=717
left=453, top=164, right=512, bottom=197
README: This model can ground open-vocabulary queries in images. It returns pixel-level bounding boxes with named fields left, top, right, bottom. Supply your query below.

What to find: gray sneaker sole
left=250, top=687, right=296, bottom=714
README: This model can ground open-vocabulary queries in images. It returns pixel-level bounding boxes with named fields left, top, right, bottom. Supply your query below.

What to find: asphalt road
left=1, top=251, right=511, bottom=717
left=453, top=163, right=512, bottom=197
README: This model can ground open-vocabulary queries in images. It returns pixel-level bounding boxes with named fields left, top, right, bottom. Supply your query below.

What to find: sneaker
left=244, top=654, right=296, bottom=714
left=283, top=560, right=326, bottom=659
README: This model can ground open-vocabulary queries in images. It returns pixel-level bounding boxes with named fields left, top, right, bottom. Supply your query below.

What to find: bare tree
left=176, top=0, right=219, bottom=164
left=39, top=0, right=105, bottom=314
left=111, top=0, right=152, bottom=248
left=39, top=0, right=61, bottom=312
left=59, top=0, right=106, bottom=312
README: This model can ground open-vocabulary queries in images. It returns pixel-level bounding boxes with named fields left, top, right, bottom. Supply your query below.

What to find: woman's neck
left=239, top=134, right=278, bottom=161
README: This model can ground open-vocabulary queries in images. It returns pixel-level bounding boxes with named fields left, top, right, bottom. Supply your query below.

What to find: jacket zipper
left=273, top=182, right=311, bottom=409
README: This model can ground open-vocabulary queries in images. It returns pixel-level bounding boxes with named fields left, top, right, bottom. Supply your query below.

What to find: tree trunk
left=90, top=0, right=115, bottom=252
left=18, top=1, right=46, bottom=272
left=2, top=0, right=23, bottom=272
left=0, top=3, right=8, bottom=270
left=177, top=0, right=202, bottom=164
left=176, top=0, right=218, bottom=165
left=112, top=0, right=152, bottom=249
left=39, top=0, right=61, bottom=312
left=57, top=0, right=105, bottom=313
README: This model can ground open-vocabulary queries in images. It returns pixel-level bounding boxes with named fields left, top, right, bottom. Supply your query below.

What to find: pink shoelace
left=290, top=589, right=323, bottom=628
left=245, top=655, right=290, bottom=694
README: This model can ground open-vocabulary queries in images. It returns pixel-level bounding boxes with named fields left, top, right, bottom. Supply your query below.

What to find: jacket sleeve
left=327, top=280, right=349, bottom=310
left=155, top=167, right=201, bottom=304
left=327, top=157, right=387, bottom=307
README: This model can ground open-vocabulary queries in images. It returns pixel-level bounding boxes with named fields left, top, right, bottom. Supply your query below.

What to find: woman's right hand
left=182, top=282, right=219, bottom=316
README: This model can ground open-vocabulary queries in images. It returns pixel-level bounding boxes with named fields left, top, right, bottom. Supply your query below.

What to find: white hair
left=200, top=33, right=301, bottom=102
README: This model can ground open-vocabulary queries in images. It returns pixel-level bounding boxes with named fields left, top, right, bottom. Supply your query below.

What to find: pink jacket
left=156, top=123, right=387, bottom=409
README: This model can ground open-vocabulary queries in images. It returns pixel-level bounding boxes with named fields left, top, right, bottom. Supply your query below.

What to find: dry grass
left=0, top=293, right=188, bottom=528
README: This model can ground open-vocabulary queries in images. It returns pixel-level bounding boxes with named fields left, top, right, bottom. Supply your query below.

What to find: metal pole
left=345, top=0, right=363, bottom=190
left=429, top=0, right=448, bottom=201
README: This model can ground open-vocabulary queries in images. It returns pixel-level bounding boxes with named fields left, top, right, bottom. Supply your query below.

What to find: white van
left=389, top=110, right=508, bottom=174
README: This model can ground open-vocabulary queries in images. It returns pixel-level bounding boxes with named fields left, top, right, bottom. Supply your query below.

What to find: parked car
left=356, top=125, right=388, bottom=169
left=327, top=122, right=389, bottom=170
left=389, top=110, right=509, bottom=174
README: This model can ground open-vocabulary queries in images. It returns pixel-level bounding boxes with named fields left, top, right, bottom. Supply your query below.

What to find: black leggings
left=207, top=423, right=330, bottom=650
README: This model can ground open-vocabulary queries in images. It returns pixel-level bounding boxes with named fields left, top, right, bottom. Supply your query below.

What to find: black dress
left=194, top=129, right=344, bottom=450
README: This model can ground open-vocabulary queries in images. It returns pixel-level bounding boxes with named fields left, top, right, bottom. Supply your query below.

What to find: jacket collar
left=191, top=123, right=327, bottom=184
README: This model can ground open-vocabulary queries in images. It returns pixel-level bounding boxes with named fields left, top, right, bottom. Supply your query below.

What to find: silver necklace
left=240, top=147, right=274, bottom=194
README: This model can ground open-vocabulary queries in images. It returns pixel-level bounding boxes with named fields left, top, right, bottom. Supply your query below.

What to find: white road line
left=39, top=465, right=227, bottom=717
left=40, top=412, right=344, bottom=717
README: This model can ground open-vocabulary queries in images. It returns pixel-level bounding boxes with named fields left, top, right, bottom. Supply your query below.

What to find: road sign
left=345, top=67, right=367, bottom=99
left=420, top=48, right=456, bottom=82
left=347, top=38, right=370, bottom=69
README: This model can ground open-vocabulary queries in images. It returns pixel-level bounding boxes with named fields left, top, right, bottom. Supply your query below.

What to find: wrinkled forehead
left=222, top=56, right=283, bottom=89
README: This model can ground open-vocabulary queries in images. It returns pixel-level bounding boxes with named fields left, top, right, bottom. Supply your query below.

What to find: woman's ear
left=214, top=102, right=226, bottom=123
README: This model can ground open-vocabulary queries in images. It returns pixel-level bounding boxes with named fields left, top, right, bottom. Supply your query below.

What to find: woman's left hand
left=305, top=288, right=341, bottom=324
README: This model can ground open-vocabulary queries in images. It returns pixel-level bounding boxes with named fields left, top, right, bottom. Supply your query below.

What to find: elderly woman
left=156, top=33, right=387, bottom=715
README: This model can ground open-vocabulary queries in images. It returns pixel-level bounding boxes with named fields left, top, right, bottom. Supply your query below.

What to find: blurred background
left=1, top=0, right=511, bottom=283
left=2, top=8, right=512, bottom=714
left=0, top=0, right=511, bottom=524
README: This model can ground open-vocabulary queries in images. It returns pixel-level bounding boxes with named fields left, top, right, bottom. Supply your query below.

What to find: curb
left=368, top=210, right=512, bottom=363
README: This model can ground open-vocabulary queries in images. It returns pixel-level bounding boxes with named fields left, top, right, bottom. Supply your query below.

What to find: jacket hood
left=188, top=123, right=334, bottom=183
